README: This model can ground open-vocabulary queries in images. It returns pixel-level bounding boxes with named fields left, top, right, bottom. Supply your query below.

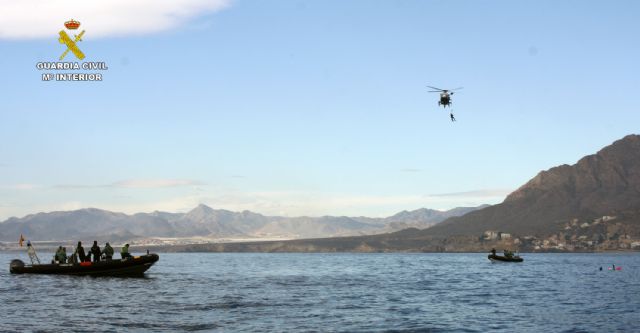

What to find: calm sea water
left=1, top=252, right=638, bottom=332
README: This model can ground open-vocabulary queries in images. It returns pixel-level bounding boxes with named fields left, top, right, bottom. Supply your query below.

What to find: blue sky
left=1, top=0, right=639, bottom=219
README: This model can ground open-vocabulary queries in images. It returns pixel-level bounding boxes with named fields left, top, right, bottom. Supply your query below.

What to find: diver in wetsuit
left=450, top=113, right=456, bottom=122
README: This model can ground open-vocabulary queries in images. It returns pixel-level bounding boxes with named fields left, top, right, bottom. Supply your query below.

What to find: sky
left=0, top=0, right=639, bottom=220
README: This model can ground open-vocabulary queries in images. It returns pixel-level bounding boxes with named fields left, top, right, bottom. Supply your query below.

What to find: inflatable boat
left=9, top=253, right=159, bottom=276
left=488, top=254, right=523, bottom=262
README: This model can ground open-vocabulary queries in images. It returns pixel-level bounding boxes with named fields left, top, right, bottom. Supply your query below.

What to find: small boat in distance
left=488, top=248, right=523, bottom=262
left=488, top=253, right=523, bottom=263
left=9, top=253, right=159, bottom=276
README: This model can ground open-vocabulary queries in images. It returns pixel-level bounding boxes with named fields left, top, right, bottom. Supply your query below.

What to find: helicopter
left=427, top=86, right=463, bottom=108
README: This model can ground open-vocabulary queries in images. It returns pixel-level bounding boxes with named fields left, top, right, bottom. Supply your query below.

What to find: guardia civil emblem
left=58, top=19, right=85, bottom=60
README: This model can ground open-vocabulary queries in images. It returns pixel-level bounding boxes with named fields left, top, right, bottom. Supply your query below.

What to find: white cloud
left=112, top=179, right=205, bottom=189
left=3, top=184, right=40, bottom=190
left=0, top=0, right=231, bottom=39
left=427, top=188, right=513, bottom=198
left=55, top=179, right=206, bottom=189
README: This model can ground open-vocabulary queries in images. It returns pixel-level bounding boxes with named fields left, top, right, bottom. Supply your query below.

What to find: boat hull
left=488, top=254, right=523, bottom=262
left=10, top=254, right=159, bottom=276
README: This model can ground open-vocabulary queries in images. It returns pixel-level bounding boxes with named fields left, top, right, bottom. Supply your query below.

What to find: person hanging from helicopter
left=428, top=86, right=463, bottom=121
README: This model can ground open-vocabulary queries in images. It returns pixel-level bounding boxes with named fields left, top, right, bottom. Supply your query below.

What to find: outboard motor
left=10, top=259, right=25, bottom=274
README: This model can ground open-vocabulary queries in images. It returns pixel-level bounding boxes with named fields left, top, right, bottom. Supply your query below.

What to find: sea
left=1, top=252, right=638, bottom=332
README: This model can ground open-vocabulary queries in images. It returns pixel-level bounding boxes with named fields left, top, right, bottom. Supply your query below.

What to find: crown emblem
left=64, top=19, right=81, bottom=30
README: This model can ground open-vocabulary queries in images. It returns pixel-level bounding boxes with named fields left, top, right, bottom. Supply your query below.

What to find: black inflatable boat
left=9, top=254, right=159, bottom=276
left=488, top=254, right=523, bottom=263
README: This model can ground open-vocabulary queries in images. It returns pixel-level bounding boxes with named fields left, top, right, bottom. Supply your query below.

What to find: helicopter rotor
left=427, top=86, right=463, bottom=94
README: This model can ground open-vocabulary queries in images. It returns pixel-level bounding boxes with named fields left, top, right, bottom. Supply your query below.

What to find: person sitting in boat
left=90, top=241, right=101, bottom=263
left=54, top=246, right=68, bottom=263
left=54, top=246, right=63, bottom=263
left=75, top=241, right=87, bottom=262
left=69, top=249, right=77, bottom=263
left=121, top=244, right=132, bottom=260
left=503, top=249, right=513, bottom=259
left=102, top=242, right=114, bottom=260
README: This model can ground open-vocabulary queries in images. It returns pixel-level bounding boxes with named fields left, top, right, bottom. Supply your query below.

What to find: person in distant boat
left=54, top=246, right=63, bottom=263
left=102, top=242, right=114, bottom=260
left=121, top=244, right=132, bottom=260
left=450, top=113, right=456, bottom=122
left=69, top=248, right=77, bottom=263
left=490, top=248, right=496, bottom=256
left=90, top=241, right=101, bottom=263
left=26, top=241, right=40, bottom=264
left=75, top=241, right=87, bottom=262
left=61, top=247, right=68, bottom=263
left=503, top=249, right=513, bottom=259
left=55, top=246, right=67, bottom=263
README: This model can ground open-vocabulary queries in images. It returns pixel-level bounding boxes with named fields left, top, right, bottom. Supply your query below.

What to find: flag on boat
left=19, top=234, right=25, bottom=247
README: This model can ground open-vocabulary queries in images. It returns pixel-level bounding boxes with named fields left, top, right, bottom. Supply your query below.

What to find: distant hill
left=382, top=206, right=490, bottom=231
left=0, top=204, right=487, bottom=242
left=422, top=134, right=640, bottom=238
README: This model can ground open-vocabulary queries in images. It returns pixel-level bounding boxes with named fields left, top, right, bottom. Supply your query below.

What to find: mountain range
left=154, top=134, right=640, bottom=253
left=0, top=204, right=486, bottom=242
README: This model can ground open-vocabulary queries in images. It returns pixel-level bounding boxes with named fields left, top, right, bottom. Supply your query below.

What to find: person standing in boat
left=26, top=241, right=40, bottom=264
left=90, top=241, right=101, bottom=263
left=121, top=243, right=132, bottom=259
left=490, top=248, right=496, bottom=256
left=75, top=241, right=87, bottom=262
left=102, top=242, right=114, bottom=260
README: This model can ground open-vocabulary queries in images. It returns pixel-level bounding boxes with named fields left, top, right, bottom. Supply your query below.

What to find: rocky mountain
left=0, top=204, right=487, bottom=242
left=422, top=134, right=640, bottom=237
